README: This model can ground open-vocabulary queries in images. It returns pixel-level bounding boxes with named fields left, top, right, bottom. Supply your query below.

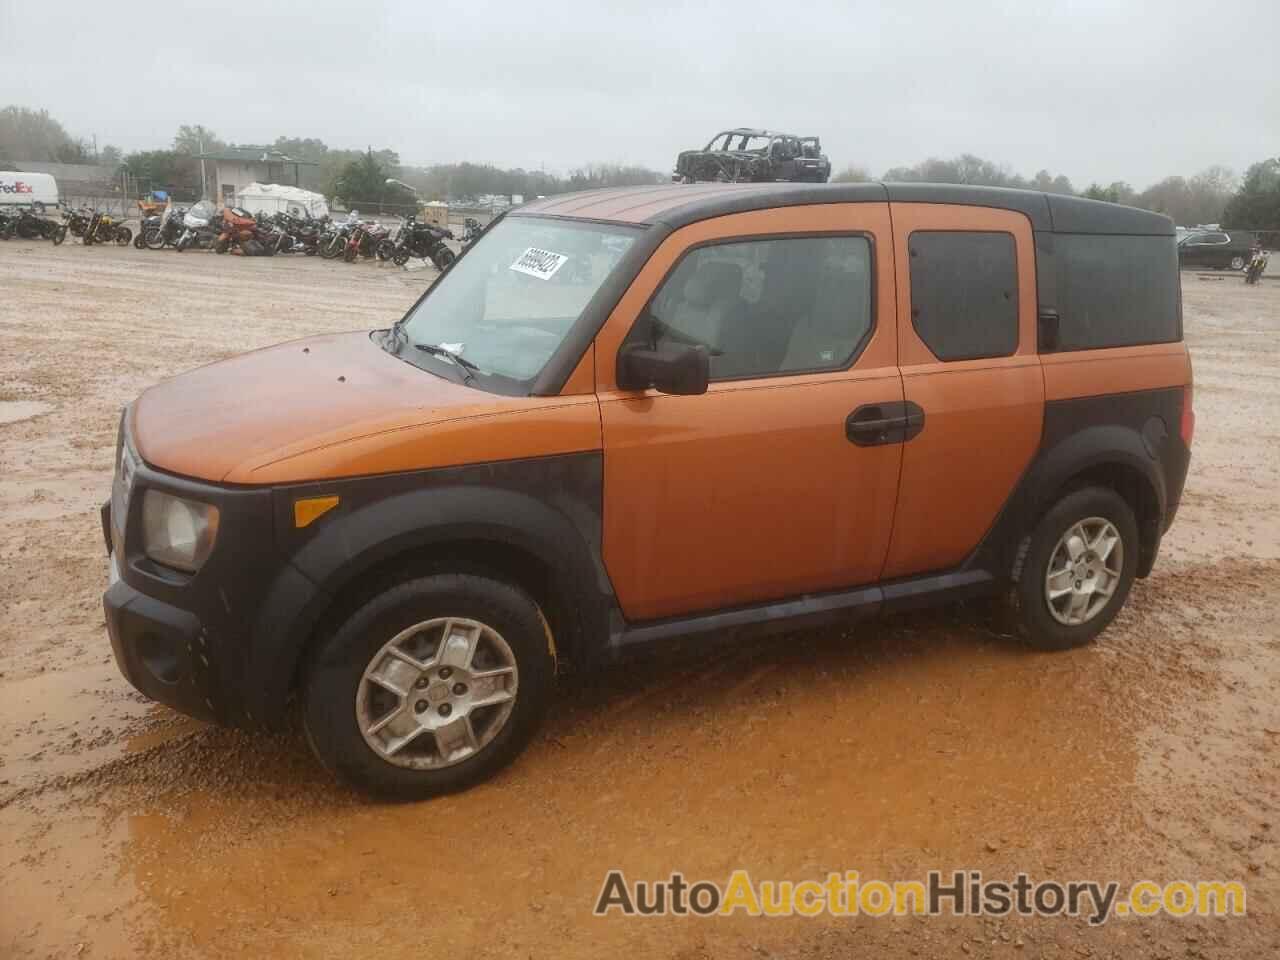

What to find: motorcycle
left=174, top=200, right=218, bottom=251
left=319, top=212, right=361, bottom=259
left=343, top=218, right=389, bottom=262
left=1244, top=247, right=1269, bottom=285
left=5, top=206, right=61, bottom=241
left=460, top=217, right=484, bottom=245
left=376, top=213, right=457, bottom=269
left=143, top=204, right=187, bottom=250
left=214, top=206, right=271, bottom=255
left=83, top=211, right=133, bottom=246
left=62, top=206, right=93, bottom=239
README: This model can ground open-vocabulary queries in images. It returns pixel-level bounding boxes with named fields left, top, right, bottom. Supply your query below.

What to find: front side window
left=397, top=217, right=639, bottom=388
left=909, top=231, right=1019, bottom=361
left=625, top=235, right=874, bottom=381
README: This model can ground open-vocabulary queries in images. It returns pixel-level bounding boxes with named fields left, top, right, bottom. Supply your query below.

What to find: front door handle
left=846, top=401, right=925, bottom=446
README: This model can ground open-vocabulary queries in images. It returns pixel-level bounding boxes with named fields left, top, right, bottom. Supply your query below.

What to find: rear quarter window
left=1049, top=235, right=1180, bottom=351
left=909, top=231, right=1019, bottom=361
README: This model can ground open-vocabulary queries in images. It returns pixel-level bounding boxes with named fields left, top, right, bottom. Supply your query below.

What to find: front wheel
left=302, top=574, right=555, bottom=799
left=431, top=247, right=456, bottom=270
left=1007, top=486, right=1139, bottom=651
left=1230, top=255, right=1245, bottom=271
left=51, top=225, right=67, bottom=245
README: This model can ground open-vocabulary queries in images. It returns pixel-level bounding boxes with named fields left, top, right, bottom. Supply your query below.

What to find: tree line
left=3, top=105, right=1277, bottom=228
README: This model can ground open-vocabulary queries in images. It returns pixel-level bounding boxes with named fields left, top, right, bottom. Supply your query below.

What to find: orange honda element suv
left=103, top=183, right=1193, bottom=798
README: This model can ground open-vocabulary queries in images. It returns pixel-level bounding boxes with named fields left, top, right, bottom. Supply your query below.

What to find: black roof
left=516, top=182, right=1174, bottom=236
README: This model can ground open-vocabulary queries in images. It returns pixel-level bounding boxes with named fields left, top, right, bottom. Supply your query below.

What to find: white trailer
left=0, top=171, right=59, bottom=209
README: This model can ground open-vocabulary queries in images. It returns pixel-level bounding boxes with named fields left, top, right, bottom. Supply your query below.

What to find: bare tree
left=832, top=164, right=871, bottom=183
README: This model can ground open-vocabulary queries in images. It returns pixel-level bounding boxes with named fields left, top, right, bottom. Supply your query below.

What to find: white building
left=194, top=148, right=319, bottom=206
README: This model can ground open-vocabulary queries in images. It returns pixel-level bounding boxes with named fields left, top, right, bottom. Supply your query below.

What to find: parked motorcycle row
left=3, top=203, right=481, bottom=271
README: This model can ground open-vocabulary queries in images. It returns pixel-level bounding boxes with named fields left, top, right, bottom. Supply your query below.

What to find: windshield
left=395, top=217, right=639, bottom=388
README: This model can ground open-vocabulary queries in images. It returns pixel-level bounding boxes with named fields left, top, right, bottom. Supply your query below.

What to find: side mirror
left=617, top=342, right=710, bottom=396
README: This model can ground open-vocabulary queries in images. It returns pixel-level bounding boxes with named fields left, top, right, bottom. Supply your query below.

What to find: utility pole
left=199, top=136, right=208, bottom=200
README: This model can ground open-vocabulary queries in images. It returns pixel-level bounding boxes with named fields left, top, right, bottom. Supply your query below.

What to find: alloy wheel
left=355, top=617, right=518, bottom=769
left=1044, top=517, right=1124, bottom=626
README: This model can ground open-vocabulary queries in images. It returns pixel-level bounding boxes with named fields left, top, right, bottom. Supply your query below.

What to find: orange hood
left=131, top=332, right=600, bottom=484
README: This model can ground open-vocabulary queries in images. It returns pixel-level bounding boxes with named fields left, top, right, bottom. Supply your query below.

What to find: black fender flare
left=1022, top=424, right=1167, bottom=526
left=243, top=483, right=610, bottom=729
left=968, top=423, right=1168, bottom=585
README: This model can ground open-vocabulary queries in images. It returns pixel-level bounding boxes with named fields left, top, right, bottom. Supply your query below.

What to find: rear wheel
left=1008, top=486, right=1138, bottom=650
left=375, top=239, right=395, bottom=261
left=51, top=225, right=67, bottom=245
left=302, top=574, right=555, bottom=800
left=431, top=247, right=456, bottom=270
left=115, top=227, right=132, bottom=246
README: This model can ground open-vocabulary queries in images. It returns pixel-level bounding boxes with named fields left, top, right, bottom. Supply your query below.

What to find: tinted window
left=1051, top=234, right=1180, bottom=351
left=629, top=235, right=873, bottom=380
left=909, top=231, right=1018, bottom=361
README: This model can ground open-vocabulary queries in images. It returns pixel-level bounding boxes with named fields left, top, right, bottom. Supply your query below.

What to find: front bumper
left=100, top=447, right=316, bottom=729
left=104, top=548, right=219, bottom=722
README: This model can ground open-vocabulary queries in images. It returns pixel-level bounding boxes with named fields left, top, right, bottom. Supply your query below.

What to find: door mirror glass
left=617, top=342, right=710, bottom=395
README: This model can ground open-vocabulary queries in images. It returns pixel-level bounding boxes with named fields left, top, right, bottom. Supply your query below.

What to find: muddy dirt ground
left=1, top=243, right=1277, bottom=959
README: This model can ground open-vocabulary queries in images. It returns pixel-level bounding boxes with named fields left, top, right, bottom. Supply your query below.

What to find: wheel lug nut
left=452, top=682, right=467, bottom=696
left=439, top=667, right=453, bottom=680
left=438, top=703, right=452, bottom=717
left=415, top=677, right=428, bottom=689
left=414, top=700, right=428, bottom=714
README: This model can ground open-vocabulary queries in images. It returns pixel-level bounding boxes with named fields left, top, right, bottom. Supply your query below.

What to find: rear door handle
left=846, top=401, right=925, bottom=446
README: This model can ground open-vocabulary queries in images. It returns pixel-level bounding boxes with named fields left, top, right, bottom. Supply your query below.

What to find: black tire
left=144, top=228, right=166, bottom=250
left=375, top=239, right=395, bottom=261
left=1007, top=486, right=1139, bottom=651
left=51, top=225, right=67, bottom=245
left=393, top=250, right=410, bottom=267
left=321, top=235, right=345, bottom=259
left=115, top=227, right=132, bottom=246
left=1229, top=255, right=1245, bottom=271
left=302, top=574, right=555, bottom=800
left=175, top=235, right=189, bottom=252
left=213, top=238, right=229, bottom=254
left=431, top=247, right=456, bottom=270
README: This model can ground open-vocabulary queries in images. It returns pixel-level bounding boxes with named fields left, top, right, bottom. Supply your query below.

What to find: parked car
left=674, top=128, right=831, bottom=183
left=1177, top=229, right=1255, bottom=270
left=103, top=183, right=1192, bottom=799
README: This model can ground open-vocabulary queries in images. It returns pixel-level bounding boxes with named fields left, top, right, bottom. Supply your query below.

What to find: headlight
left=142, top=490, right=219, bottom=573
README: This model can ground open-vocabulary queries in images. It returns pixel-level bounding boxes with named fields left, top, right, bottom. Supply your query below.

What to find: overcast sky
left=2, top=0, right=1276, bottom=188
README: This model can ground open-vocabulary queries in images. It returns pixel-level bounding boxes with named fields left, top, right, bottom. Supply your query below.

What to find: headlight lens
left=142, top=490, right=219, bottom=572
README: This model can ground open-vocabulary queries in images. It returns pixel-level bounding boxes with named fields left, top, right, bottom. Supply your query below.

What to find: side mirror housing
left=617, top=342, right=710, bottom=396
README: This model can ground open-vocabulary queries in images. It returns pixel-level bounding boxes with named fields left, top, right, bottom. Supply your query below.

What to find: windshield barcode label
left=510, top=247, right=569, bottom=280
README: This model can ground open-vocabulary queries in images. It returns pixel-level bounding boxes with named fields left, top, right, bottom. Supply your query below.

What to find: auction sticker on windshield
left=511, top=247, right=569, bottom=280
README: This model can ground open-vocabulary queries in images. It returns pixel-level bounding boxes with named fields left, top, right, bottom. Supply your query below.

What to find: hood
left=131, top=332, right=599, bottom=484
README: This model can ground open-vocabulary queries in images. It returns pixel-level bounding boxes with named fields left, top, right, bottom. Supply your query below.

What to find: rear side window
left=1050, top=235, right=1180, bottom=351
left=909, top=231, right=1018, bottom=361
left=630, top=234, right=874, bottom=381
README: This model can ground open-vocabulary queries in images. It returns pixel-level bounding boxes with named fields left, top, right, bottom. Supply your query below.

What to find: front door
left=595, top=203, right=905, bottom=622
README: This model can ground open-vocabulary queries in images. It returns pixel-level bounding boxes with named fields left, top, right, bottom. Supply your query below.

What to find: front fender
left=244, top=453, right=608, bottom=729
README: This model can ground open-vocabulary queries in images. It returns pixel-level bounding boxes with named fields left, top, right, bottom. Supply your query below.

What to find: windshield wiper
left=415, top=343, right=481, bottom=381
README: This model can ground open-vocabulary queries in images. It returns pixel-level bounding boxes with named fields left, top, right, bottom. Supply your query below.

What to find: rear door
left=881, top=204, right=1044, bottom=579
left=594, top=203, right=905, bottom=621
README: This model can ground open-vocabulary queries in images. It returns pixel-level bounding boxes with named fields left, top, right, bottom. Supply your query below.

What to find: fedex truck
left=0, top=172, right=59, bottom=209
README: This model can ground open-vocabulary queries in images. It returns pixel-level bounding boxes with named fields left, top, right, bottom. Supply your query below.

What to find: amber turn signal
left=294, top=495, right=340, bottom=529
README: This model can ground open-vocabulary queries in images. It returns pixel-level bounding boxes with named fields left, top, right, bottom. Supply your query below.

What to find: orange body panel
left=133, top=332, right=601, bottom=484
left=596, top=203, right=903, bottom=621
left=1041, top=341, right=1191, bottom=400
left=881, top=204, right=1045, bottom=579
